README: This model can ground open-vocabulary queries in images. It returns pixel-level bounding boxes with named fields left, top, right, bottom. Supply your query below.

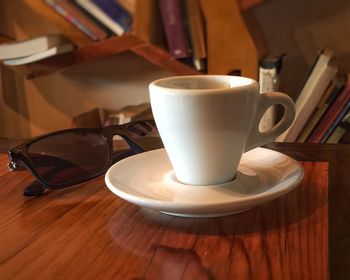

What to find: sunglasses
left=8, top=120, right=161, bottom=197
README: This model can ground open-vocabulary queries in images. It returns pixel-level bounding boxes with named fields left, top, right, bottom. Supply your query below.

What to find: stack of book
left=276, top=48, right=350, bottom=144
left=0, top=34, right=74, bottom=65
left=158, top=0, right=207, bottom=71
left=44, top=0, right=133, bottom=40
left=43, top=0, right=206, bottom=70
left=0, top=0, right=134, bottom=65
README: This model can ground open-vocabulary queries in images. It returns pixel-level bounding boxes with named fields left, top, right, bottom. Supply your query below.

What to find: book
left=3, top=43, right=74, bottom=65
left=104, top=103, right=152, bottom=125
left=276, top=49, right=337, bottom=142
left=321, top=101, right=350, bottom=142
left=0, top=34, right=69, bottom=60
left=326, top=110, right=350, bottom=143
left=296, top=76, right=345, bottom=142
left=184, top=0, right=207, bottom=70
left=75, top=0, right=132, bottom=35
left=158, top=0, right=190, bottom=59
left=180, top=0, right=193, bottom=60
left=44, top=0, right=109, bottom=41
left=307, top=74, right=350, bottom=143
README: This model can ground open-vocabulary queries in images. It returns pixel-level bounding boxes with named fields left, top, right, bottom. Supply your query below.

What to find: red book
left=158, top=0, right=190, bottom=59
left=307, top=74, right=350, bottom=143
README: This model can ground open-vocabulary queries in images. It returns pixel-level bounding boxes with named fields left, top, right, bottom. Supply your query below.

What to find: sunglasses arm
left=123, top=137, right=145, bottom=154
left=7, top=160, right=46, bottom=196
left=7, top=160, right=26, bottom=172
left=23, top=180, right=47, bottom=197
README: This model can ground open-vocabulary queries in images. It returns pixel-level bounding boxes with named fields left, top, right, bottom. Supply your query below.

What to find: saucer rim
left=105, top=148, right=304, bottom=210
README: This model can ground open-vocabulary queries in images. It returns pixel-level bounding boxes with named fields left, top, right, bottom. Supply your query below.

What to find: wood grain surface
left=0, top=152, right=328, bottom=279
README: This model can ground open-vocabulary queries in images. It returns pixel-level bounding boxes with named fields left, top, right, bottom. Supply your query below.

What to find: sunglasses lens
left=27, top=130, right=109, bottom=186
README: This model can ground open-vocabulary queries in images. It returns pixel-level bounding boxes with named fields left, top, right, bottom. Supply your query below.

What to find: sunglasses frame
left=8, top=120, right=155, bottom=192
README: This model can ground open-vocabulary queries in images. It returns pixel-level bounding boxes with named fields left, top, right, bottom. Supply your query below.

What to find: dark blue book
left=92, top=0, right=132, bottom=31
left=76, top=0, right=132, bottom=35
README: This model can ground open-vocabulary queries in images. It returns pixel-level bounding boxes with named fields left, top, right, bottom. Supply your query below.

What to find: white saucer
left=105, top=148, right=304, bottom=218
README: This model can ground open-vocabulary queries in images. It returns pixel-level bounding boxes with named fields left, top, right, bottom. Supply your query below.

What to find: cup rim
left=149, top=75, right=258, bottom=93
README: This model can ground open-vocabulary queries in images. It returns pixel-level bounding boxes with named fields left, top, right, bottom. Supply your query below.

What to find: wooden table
left=0, top=138, right=349, bottom=279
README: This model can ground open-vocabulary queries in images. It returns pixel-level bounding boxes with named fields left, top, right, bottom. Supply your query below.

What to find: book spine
left=3, top=43, right=74, bottom=65
left=297, top=104, right=328, bottom=143
left=325, top=110, right=350, bottom=143
left=0, top=34, right=68, bottom=60
left=45, top=0, right=102, bottom=41
left=326, top=127, right=346, bottom=144
left=59, top=0, right=109, bottom=39
left=91, top=0, right=132, bottom=32
left=180, top=0, right=193, bottom=59
left=307, top=76, right=350, bottom=143
left=320, top=101, right=350, bottom=143
left=185, top=0, right=207, bottom=70
left=297, top=78, right=344, bottom=143
left=158, top=0, right=190, bottom=59
left=75, top=0, right=130, bottom=35
left=276, top=49, right=337, bottom=142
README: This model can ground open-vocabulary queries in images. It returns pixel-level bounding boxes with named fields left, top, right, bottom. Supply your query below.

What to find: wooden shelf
left=11, top=0, right=261, bottom=79
left=10, top=0, right=200, bottom=79
left=12, top=34, right=198, bottom=79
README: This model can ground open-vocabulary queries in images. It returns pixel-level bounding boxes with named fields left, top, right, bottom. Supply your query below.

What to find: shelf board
left=11, top=34, right=198, bottom=79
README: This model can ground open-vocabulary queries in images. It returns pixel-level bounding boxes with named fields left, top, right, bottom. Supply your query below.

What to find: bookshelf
left=4, top=0, right=348, bottom=143
left=12, top=0, right=260, bottom=80
left=0, top=0, right=265, bottom=139
left=0, top=0, right=262, bottom=138
left=15, top=0, right=194, bottom=79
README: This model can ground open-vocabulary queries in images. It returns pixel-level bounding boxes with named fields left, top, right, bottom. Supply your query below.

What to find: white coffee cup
left=149, top=75, right=295, bottom=186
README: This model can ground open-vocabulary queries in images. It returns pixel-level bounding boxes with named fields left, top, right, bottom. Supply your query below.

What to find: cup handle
left=245, top=92, right=295, bottom=151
